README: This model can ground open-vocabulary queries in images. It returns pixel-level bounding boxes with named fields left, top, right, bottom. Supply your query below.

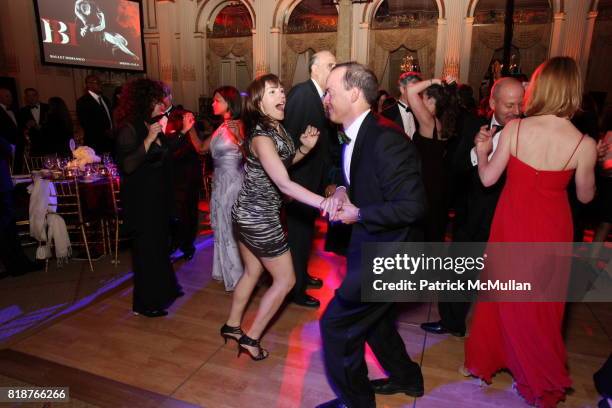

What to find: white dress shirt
left=342, top=109, right=370, bottom=185
left=30, top=104, right=41, bottom=125
left=311, top=78, right=324, bottom=99
left=470, top=115, right=502, bottom=166
left=397, top=100, right=416, bottom=139
left=89, top=90, right=112, bottom=127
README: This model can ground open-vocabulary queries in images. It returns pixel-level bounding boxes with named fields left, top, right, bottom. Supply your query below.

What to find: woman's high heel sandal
left=237, top=335, right=269, bottom=361
left=220, top=324, right=244, bottom=344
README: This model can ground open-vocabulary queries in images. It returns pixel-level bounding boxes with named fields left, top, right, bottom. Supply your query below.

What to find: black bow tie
left=398, top=103, right=411, bottom=113
left=490, top=124, right=504, bottom=134
left=31, top=105, right=39, bottom=110
left=337, top=130, right=351, bottom=145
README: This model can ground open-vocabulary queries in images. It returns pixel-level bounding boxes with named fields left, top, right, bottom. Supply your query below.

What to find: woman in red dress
left=464, top=57, right=598, bottom=407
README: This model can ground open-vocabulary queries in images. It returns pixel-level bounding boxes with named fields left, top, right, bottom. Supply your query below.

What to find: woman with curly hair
left=114, top=78, right=191, bottom=317
left=407, top=76, right=459, bottom=241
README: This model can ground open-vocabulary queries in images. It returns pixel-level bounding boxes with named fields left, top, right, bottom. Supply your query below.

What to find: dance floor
left=0, top=215, right=609, bottom=407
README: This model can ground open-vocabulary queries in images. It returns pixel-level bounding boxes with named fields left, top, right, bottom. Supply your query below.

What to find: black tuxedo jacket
left=76, top=93, right=113, bottom=153
left=450, top=110, right=504, bottom=242
left=381, top=102, right=418, bottom=135
left=381, top=103, right=403, bottom=130
left=17, top=103, right=49, bottom=128
left=338, top=112, right=426, bottom=302
left=0, top=107, right=19, bottom=145
left=18, top=103, right=49, bottom=154
left=283, top=79, right=337, bottom=194
left=0, top=136, right=13, bottom=192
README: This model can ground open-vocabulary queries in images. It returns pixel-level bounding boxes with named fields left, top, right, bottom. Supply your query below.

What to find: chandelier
left=400, top=55, right=419, bottom=73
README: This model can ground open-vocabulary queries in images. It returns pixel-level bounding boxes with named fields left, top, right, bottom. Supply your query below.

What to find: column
left=269, top=27, right=281, bottom=76
left=336, top=0, right=352, bottom=63
left=439, top=0, right=465, bottom=78
left=580, top=11, right=598, bottom=82
left=253, top=0, right=272, bottom=77
left=434, top=18, right=447, bottom=77
left=355, top=22, right=370, bottom=65
left=561, top=0, right=591, bottom=62
left=549, top=12, right=565, bottom=57
left=460, top=17, right=475, bottom=83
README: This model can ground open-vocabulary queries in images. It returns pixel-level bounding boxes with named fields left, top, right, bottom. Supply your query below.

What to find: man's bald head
left=309, top=50, right=336, bottom=89
left=490, top=77, right=524, bottom=126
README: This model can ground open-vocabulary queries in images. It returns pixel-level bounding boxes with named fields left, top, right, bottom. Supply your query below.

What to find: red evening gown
left=465, top=121, right=585, bottom=408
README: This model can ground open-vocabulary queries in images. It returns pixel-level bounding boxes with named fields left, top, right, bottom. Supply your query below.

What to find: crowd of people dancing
left=2, top=52, right=610, bottom=408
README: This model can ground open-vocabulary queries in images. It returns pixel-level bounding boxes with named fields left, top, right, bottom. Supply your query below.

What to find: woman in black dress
left=114, top=79, right=190, bottom=317
left=407, top=77, right=459, bottom=241
left=38, top=97, right=73, bottom=156
left=221, top=74, right=325, bottom=360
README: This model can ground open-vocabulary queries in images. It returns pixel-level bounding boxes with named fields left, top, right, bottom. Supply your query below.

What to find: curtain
left=207, top=36, right=253, bottom=94
left=368, top=27, right=437, bottom=82
left=468, top=23, right=551, bottom=91
left=282, top=32, right=337, bottom=88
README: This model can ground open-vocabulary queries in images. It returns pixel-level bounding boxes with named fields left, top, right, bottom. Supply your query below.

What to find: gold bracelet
left=299, top=146, right=309, bottom=155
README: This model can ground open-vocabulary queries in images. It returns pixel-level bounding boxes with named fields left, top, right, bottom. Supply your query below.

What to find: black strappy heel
left=237, top=335, right=269, bottom=361
left=220, top=324, right=244, bottom=344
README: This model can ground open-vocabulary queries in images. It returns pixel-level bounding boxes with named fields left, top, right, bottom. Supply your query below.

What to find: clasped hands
left=319, top=186, right=360, bottom=225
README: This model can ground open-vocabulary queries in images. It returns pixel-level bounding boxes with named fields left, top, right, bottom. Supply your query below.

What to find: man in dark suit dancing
left=18, top=88, right=49, bottom=156
left=381, top=71, right=421, bottom=139
left=76, top=75, right=113, bottom=154
left=283, top=50, right=337, bottom=308
left=317, top=63, right=426, bottom=408
left=420, top=77, right=525, bottom=337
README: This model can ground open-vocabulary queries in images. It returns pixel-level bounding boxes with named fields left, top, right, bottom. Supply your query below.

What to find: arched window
left=286, top=0, right=338, bottom=34
left=283, top=0, right=338, bottom=88
left=369, top=0, right=439, bottom=93
left=469, top=0, right=552, bottom=100
left=206, top=3, right=253, bottom=93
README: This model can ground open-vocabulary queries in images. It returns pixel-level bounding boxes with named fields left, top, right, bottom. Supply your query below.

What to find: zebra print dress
left=231, top=123, right=295, bottom=258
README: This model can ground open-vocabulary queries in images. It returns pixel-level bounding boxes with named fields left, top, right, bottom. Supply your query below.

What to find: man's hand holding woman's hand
left=320, top=187, right=360, bottom=225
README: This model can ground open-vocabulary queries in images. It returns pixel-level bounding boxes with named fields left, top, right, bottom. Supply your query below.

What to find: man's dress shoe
left=370, top=378, right=424, bottom=397
left=293, top=294, right=320, bottom=308
left=307, top=275, right=323, bottom=288
left=420, top=320, right=465, bottom=337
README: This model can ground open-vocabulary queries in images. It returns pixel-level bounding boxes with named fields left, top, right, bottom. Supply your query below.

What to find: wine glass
left=102, top=153, right=112, bottom=166
left=43, top=156, right=55, bottom=170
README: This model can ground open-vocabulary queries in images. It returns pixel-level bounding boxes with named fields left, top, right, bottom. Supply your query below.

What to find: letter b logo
left=41, top=19, right=77, bottom=45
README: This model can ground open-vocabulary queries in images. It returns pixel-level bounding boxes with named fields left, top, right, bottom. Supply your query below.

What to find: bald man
left=421, top=77, right=525, bottom=337
left=283, top=50, right=337, bottom=308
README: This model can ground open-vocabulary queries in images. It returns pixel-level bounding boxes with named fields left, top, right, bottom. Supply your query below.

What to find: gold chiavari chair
left=47, top=177, right=107, bottom=272
left=24, top=153, right=55, bottom=173
left=107, top=175, right=124, bottom=265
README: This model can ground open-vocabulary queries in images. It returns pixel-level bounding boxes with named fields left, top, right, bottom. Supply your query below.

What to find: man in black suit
left=381, top=71, right=422, bottom=139
left=17, top=88, right=49, bottom=156
left=283, top=50, right=337, bottom=308
left=317, top=63, right=426, bottom=408
left=76, top=75, right=113, bottom=154
left=420, top=77, right=524, bottom=337
left=0, top=87, right=20, bottom=172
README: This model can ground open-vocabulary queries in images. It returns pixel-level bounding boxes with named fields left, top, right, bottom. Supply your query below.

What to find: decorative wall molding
left=182, top=64, right=197, bottom=81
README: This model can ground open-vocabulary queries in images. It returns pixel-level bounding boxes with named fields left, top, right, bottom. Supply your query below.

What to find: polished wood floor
left=1, top=221, right=610, bottom=407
